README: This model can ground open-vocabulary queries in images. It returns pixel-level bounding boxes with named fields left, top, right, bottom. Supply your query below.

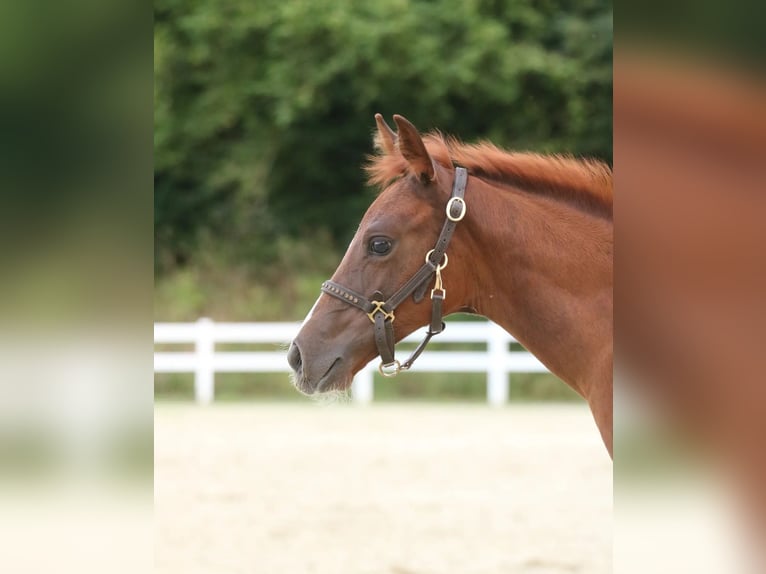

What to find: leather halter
left=321, top=167, right=468, bottom=377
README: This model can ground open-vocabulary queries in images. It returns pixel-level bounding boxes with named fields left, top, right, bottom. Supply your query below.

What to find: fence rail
left=154, top=319, right=550, bottom=405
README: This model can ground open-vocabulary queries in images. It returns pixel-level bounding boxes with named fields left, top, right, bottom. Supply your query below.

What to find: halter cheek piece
left=321, top=167, right=468, bottom=377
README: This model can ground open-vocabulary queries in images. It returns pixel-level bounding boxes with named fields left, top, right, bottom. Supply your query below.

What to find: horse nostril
left=287, top=342, right=302, bottom=372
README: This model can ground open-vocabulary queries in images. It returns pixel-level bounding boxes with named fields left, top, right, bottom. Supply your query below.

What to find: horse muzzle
left=287, top=340, right=346, bottom=395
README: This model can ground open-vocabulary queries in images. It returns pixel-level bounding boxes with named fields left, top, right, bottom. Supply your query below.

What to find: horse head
left=287, top=114, right=473, bottom=394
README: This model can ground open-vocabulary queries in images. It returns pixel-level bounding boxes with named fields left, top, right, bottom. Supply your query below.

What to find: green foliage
left=154, top=0, right=612, bottom=275
left=154, top=230, right=339, bottom=320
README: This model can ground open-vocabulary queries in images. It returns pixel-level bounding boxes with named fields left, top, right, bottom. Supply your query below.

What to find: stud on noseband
left=320, top=167, right=468, bottom=375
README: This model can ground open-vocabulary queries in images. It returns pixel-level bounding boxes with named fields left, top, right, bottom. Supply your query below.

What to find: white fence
left=154, top=319, right=550, bottom=405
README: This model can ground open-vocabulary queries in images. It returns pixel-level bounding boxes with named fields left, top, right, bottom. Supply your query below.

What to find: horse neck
left=454, top=177, right=613, bottom=396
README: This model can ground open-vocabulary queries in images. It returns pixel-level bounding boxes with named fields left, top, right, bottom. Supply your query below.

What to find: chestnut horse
left=288, top=114, right=613, bottom=456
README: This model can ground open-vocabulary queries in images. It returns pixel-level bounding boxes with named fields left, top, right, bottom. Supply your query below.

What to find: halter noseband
left=321, top=167, right=468, bottom=377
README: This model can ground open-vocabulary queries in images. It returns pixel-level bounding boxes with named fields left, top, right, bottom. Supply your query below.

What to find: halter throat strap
left=320, top=167, right=468, bottom=376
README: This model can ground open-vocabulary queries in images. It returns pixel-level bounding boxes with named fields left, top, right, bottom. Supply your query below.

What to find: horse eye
left=368, top=237, right=392, bottom=255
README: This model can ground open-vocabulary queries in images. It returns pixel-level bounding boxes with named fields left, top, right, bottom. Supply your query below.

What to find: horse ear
left=393, top=114, right=435, bottom=183
left=374, top=113, right=397, bottom=155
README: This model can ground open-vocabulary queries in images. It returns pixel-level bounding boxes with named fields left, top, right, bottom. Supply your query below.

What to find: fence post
left=195, top=317, right=215, bottom=405
left=351, top=366, right=374, bottom=404
left=487, top=323, right=509, bottom=406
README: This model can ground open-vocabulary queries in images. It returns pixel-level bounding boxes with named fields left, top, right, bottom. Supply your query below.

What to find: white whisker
left=312, top=389, right=352, bottom=405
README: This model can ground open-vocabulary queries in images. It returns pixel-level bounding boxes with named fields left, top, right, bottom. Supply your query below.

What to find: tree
left=154, top=0, right=612, bottom=273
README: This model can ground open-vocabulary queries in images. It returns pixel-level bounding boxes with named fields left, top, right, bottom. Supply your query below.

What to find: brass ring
left=425, top=249, right=448, bottom=270
left=378, top=360, right=401, bottom=377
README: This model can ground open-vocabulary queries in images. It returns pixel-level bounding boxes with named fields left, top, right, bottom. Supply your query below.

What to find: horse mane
left=366, top=132, right=613, bottom=218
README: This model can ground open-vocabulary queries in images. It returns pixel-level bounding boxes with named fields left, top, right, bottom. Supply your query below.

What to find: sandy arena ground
left=155, top=403, right=612, bottom=574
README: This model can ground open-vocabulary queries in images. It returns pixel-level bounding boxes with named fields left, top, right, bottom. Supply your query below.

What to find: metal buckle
left=378, top=360, right=401, bottom=377
left=367, top=300, right=394, bottom=324
left=446, top=197, right=466, bottom=222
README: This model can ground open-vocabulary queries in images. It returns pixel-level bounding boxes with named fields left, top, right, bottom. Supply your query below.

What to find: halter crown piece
left=321, top=167, right=468, bottom=377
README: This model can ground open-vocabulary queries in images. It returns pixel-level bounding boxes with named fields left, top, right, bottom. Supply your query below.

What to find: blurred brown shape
left=615, top=49, right=766, bottom=540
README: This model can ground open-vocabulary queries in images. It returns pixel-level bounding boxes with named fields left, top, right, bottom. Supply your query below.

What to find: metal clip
left=430, top=266, right=446, bottom=300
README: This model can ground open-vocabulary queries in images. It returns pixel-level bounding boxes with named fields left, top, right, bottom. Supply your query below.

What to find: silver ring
left=425, top=249, right=448, bottom=270
left=446, top=197, right=466, bottom=222
left=378, top=360, right=401, bottom=377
